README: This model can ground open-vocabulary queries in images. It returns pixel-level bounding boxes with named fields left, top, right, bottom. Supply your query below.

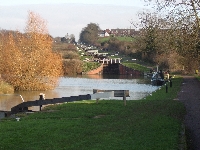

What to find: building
left=98, top=28, right=139, bottom=37
left=110, top=29, right=139, bottom=37
left=98, top=29, right=111, bottom=37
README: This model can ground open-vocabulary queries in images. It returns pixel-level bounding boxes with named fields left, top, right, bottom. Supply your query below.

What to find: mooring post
left=166, top=84, right=168, bottom=93
left=123, top=90, right=126, bottom=106
left=39, top=93, right=45, bottom=111
left=96, top=98, right=99, bottom=104
left=169, top=79, right=172, bottom=87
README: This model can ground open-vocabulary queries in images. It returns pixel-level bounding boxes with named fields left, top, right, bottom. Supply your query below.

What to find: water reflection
left=0, top=75, right=158, bottom=111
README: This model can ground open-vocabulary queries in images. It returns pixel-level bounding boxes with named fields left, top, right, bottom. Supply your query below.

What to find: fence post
left=169, top=79, right=172, bottom=87
left=96, top=98, right=99, bottom=104
left=123, top=90, right=126, bottom=106
left=39, top=93, right=45, bottom=111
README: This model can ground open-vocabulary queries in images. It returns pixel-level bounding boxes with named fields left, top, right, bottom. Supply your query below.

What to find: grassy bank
left=0, top=77, right=186, bottom=150
left=122, top=62, right=150, bottom=72
left=98, top=36, right=135, bottom=43
left=195, top=74, right=200, bottom=81
left=82, top=62, right=101, bottom=72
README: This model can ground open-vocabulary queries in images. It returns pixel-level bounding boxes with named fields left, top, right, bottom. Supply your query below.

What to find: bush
left=0, top=80, right=14, bottom=94
left=62, top=51, right=80, bottom=59
left=63, top=59, right=83, bottom=75
left=0, top=12, right=63, bottom=91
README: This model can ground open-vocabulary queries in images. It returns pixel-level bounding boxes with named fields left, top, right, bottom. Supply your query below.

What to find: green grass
left=82, top=62, right=101, bottom=72
left=115, top=36, right=135, bottom=42
left=0, top=77, right=186, bottom=150
left=122, top=62, right=150, bottom=72
left=195, top=74, right=200, bottom=81
left=98, top=36, right=135, bottom=43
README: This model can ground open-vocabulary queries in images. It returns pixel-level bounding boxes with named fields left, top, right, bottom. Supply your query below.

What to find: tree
left=69, top=34, right=76, bottom=43
left=0, top=32, right=23, bottom=88
left=0, top=11, right=63, bottom=90
left=143, top=0, right=200, bottom=72
left=79, top=23, right=100, bottom=45
left=135, top=13, right=166, bottom=63
left=62, top=33, right=75, bottom=43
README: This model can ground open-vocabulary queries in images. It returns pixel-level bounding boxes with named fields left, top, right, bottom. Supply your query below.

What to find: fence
left=11, top=90, right=129, bottom=114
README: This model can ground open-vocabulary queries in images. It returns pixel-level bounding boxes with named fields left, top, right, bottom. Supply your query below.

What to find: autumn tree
left=0, top=31, right=23, bottom=88
left=0, top=11, right=63, bottom=90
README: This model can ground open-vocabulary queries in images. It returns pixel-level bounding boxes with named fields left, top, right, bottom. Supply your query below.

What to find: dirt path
left=178, top=76, right=200, bottom=150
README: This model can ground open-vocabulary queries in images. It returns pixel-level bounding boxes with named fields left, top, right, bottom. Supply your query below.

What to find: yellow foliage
left=0, top=11, right=63, bottom=90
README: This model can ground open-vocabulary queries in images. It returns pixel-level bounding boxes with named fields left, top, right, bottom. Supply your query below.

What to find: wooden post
left=123, top=90, right=126, bottom=106
left=39, top=93, right=45, bottom=111
left=96, top=98, right=99, bottom=104
left=170, top=79, right=172, bottom=87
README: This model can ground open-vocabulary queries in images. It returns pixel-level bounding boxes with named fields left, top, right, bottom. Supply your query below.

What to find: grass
left=122, top=62, right=150, bottom=72
left=82, top=62, right=101, bottom=72
left=98, top=36, right=135, bottom=43
left=195, top=74, right=200, bottom=81
left=0, top=77, right=186, bottom=150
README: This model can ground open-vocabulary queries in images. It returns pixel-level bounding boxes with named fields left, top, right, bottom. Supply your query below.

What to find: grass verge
left=195, top=74, right=200, bottom=81
left=82, top=62, right=101, bottom=72
left=98, top=36, right=135, bottom=43
left=0, top=77, right=186, bottom=150
left=122, top=62, right=149, bottom=72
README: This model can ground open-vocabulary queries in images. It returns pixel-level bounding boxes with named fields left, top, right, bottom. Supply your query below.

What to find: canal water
left=0, top=75, right=158, bottom=111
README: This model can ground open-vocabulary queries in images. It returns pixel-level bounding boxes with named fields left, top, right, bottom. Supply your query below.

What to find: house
left=104, top=29, right=111, bottom=37
left=98, top=28, right=139, bottom=37
left=85, top=49, right=99, bottom=56
left=98, top=30, right=105, bottom=37
left=98, top=29, right=110, bottom=37
left=110, top=29, right=139, bottom=37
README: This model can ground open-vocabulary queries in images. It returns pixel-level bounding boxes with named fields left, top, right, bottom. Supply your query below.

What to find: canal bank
left=85, top=63, right=144, bottom=76
left=177, top=76, right=200, bottom=150
left=0, top=77, right=185, bottom=149
left=0, top=75, right=157, bottom=111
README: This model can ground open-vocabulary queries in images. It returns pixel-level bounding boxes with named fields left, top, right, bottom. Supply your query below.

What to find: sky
left=0, top=0, right=151, bottom=40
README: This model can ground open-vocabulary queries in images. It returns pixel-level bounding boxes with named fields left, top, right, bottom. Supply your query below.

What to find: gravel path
left=178, top=76, right=200, bottom=150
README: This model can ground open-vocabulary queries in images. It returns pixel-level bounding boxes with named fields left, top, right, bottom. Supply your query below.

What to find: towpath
left=178, top=76, right=200, bottom=150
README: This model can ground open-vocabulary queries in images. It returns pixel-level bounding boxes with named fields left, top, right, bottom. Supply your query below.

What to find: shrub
left=0, top=80, right=14, bottom=94
left=63, top=59, right=83, bottom=75
left=0, top=11, right=63, bottom=91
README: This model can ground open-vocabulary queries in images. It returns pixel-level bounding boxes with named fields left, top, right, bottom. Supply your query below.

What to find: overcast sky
left=0, top=0, right=151, bottom=40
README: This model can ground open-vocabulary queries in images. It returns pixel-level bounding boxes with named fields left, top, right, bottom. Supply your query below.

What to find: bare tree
left=135, top=0, right=200, bottom=72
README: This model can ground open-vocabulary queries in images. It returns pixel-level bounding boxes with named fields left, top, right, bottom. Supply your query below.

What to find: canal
left=0, top=75, right=158, bottom=111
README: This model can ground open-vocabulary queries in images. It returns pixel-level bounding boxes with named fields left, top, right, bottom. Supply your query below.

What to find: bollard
left=39, top=93, right=45, bottom=111
left=169, top=79, right=172, bottom=87
left=123, top=90, right=126, bottom=106
left=166, top=84, right=168, bottom=93
left=96, top=98, right=99, bottom=104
